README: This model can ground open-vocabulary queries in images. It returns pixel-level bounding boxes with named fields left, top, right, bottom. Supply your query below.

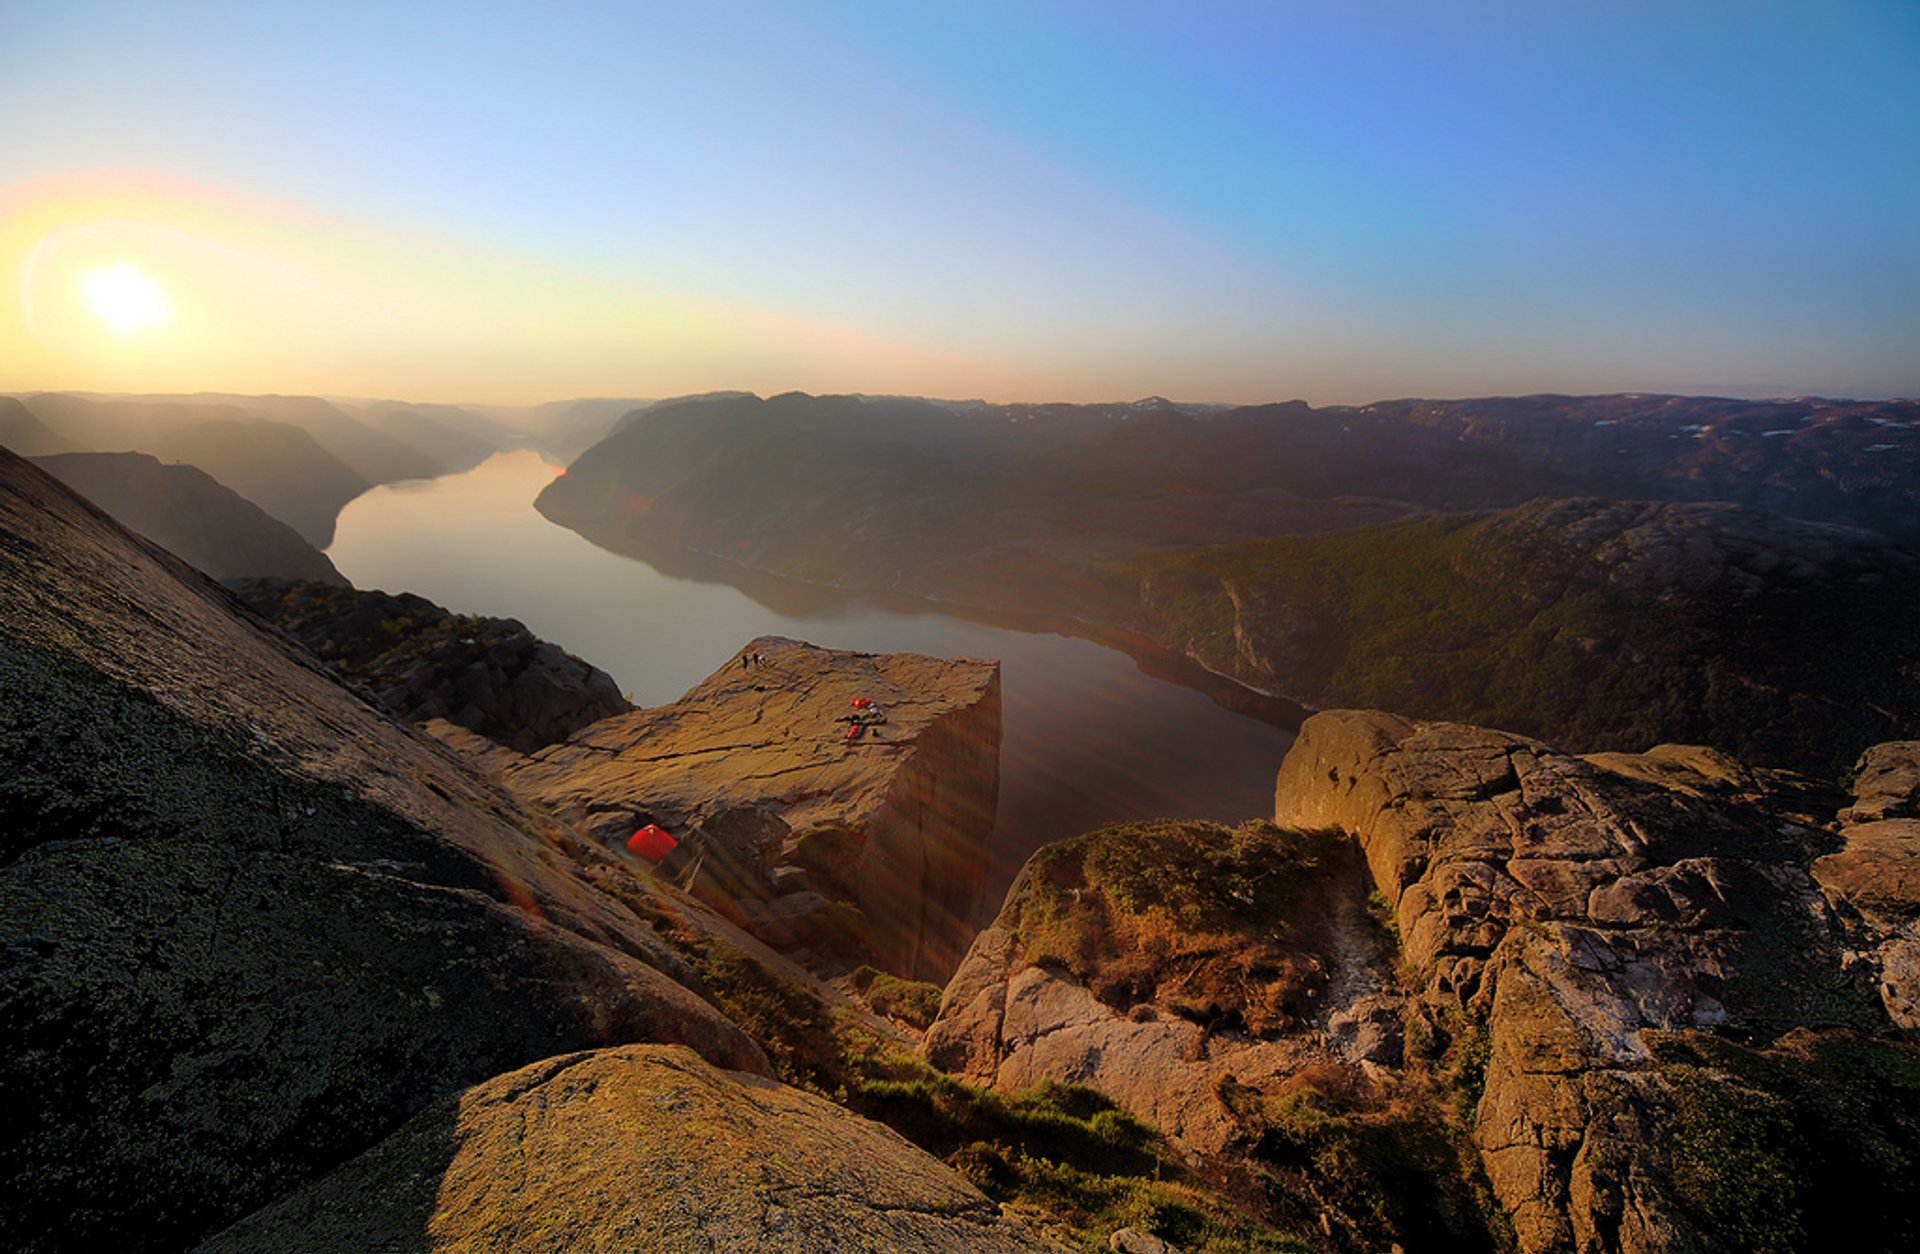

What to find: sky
left=1, top=0, right=1915, bottom=406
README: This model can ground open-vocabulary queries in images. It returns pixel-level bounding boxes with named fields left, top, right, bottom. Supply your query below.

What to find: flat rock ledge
left=496, top=635, right=1002, bottom=980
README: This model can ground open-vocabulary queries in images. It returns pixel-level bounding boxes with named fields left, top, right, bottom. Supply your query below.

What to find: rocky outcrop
left=1272, top=710, right=1894, bottom=1254
left=198, top=1044, right=1062, bottom=1253
left=1815, top=742, right=1920, bottom=1030
left=924, top=820, right=1398, bottom=1156
left=34, top=452, right=348, bottom=586
left=230, top=578, right=629, bottom=751
left=497, top=636, right=1002, bottom=981
left=0, top=448, right=765, bottom=1254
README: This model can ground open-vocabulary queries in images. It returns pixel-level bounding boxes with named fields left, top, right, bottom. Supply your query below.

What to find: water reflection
left=329, top=450, right=1299, bottom=912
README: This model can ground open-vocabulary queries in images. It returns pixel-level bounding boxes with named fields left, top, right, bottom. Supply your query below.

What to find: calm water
left=328, top=450, right=1298, bottom=910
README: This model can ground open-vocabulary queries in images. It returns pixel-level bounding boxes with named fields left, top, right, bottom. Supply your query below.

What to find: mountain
left=0, top=396, right=86, bottom=456
left=145, top=418, right=370, bottom=547
left=105, top=391, right=449, bottom=484
left=1133, top=497, right=1920, bottom=773
left=32, top=452, right=347, bottom=586
left=541, top=391, right=1920, bottom=773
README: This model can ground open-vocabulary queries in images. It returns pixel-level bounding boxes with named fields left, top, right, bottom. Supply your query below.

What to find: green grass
left=846, top=965, right=944, bottom=1030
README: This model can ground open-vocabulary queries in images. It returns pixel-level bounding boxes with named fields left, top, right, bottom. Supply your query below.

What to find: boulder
left=198, top=1045, right=1063, bottom=1254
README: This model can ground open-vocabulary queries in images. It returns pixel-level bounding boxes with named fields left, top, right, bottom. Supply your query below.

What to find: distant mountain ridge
left=32, top=452, right=347, bottom=587
left=539, top=389, right=1920, bottom=773
left=5, top=390, right=516, bottom=545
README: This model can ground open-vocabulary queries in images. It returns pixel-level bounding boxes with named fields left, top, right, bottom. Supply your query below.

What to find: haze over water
left=328, top=449, right=1297, bottom=908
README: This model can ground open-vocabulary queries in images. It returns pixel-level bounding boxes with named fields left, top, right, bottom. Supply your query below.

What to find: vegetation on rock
left=1136, top=499, right=1920, bottom=773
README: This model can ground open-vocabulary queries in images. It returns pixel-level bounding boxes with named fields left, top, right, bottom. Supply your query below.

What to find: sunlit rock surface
left=924, top=819, right=1397, bottom=1156
left=496, top=635, right=1001, bottom=981
left=1274, top=710, right=1897, bottom=1254
left=198, top=1045, right=1064, bottom=1254
left=1816, top=741, right=1920, bottom=1030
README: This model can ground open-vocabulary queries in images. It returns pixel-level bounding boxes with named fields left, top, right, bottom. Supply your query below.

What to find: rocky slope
left=0, top=446, right=1060, bottom=1254
left=490, top=636, right=1002, bottom=981
left=1134, top=497, right=1920, bottom=773
left=1272, top=711, right=1918, bottom=1253
left=230, top=578, right=628, bottom=751
left=1815, top=740, right=1920, bottom=1032
left=925, top=712, right=1920, bottom=1252
left=33, top=452, right=348, bottom=586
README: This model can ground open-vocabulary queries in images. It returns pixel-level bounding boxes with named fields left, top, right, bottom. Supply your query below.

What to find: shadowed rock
left=34, top=451, right=348, bottom=586
left=230, top=578, right=629, bottom=752
left=0, top=447, right=762, bottom=1254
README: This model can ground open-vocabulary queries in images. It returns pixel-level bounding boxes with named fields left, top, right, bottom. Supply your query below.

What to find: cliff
left=0, top=447, right=761, bottom=1252
left=494, top=635, right=1002, bottom=981
left=33, top=452, right=348, bottom=587
left=230, top=577, right=629, bottom=751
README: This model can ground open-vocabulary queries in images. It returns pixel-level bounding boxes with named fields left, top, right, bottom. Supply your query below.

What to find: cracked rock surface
left=1273, top=710, right=1894, bottom=1254
left=198, top=1044, right=1064, bottom=1254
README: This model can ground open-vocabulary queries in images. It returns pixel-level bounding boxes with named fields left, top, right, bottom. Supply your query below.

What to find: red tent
left=851, top=697, right=873, bottom=710
left=626, top=824, right=678, bottom=863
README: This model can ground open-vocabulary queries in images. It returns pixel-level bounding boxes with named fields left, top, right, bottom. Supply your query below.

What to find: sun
left=81, top=262, right=170, bottom=335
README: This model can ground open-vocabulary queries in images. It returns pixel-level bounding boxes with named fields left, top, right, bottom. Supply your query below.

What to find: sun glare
left=81, top=262, right=169, bottom=335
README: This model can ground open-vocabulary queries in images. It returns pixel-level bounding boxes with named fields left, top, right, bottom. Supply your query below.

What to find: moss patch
left=1008, top=820, right=1365, bottom=1037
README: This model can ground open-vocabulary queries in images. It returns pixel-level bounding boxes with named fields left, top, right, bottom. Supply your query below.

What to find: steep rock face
left=199, top=1045, right=1063, bottom=1254
left=498, top=636, right=1001, bottom=981
left=34, top=452, right=348, bottom=586
left=1272, top=711, right=1892, bottom=1254
left=1815, top=742, right=1920, bottom=1029
left=0, top=448, right=763, bottom=1254
left=230, top=578, right=629, bottom=752
left=924, top=821, right=1398, bottom=1156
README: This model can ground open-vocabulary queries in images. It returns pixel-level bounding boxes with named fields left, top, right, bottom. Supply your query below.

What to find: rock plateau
left=492, top=635, right=1002, bottom=981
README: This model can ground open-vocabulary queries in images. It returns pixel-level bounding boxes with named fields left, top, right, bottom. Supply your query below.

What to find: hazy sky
left=2, top=1, right=1915, bottom=405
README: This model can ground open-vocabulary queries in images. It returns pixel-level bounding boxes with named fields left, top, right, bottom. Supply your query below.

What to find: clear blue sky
left=1, top=0, right=1915, bottom=403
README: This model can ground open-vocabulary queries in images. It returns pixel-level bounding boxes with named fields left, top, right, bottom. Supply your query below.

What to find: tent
left=626, top=823, right=678, bottom=863
left=851, top=697, right=873, bottom=710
